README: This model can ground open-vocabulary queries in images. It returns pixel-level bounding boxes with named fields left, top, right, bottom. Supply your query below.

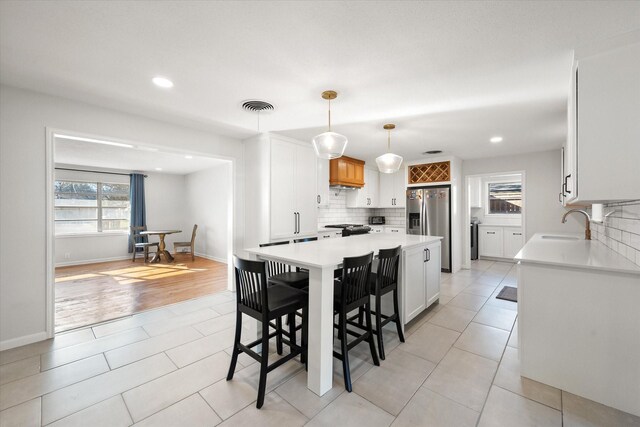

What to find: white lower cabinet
left=479, top=225, right=523, bottom=259
left=402, top=241, right=441, bottom=324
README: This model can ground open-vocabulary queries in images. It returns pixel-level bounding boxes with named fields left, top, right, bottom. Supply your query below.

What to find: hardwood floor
left=55, top=256, right=228, bottom=333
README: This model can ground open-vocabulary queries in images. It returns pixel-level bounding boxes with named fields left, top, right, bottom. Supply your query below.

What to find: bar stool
left=369, top=246, right=405, bottom=360
left=259, top=241, right=309, bottom=355
left=227, top=256, right=308, bottom=409
left=333, top=252, right=380, bottom=392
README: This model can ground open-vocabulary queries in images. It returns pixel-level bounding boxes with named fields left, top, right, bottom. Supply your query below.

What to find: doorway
left=463, top=171, right=526, bottom=269
left=46, top=129, right=235, bottom=335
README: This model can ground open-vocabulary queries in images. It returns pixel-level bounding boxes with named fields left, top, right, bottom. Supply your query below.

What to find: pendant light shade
left=312, top=91, right=348, bottom=159
left=376, top=123, right=403, bottom=173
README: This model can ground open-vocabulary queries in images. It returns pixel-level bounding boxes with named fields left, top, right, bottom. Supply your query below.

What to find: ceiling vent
left=423, top=150, right=443, bottom=155
left=241, top=100, right=274, bottom=112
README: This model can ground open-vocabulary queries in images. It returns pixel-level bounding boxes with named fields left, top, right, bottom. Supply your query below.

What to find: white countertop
left=515, top=233, right=640, bottom=275
left=246, top=233, right=442, bottom=268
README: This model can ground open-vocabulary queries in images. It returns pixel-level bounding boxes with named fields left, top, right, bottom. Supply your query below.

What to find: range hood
left=329, top=156, right=365, bottom=189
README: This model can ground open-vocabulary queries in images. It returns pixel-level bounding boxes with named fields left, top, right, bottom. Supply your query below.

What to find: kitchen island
left=515, top=233, right=640, bottom=417
left=245, top=233, right=442, bottom=396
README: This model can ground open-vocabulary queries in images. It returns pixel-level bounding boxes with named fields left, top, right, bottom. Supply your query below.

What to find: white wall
left=54, top=168, right=188, bottom=266
left=462, top=150, right=585, bottom=265
left=184, top=164, right=232, bottom=263
left=0, top=85, right=244, bottom=349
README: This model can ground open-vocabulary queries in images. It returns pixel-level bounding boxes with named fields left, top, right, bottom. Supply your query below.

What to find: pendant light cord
left=328, top=98, right=331, bottom=131
left=387, top=129, right=391, bottom=152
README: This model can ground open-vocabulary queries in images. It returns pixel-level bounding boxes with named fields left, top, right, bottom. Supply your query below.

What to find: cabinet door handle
left=564, top=174, right=572, bottom=194
left=513, top=233, right=522, bottom=236
left=294, top=212, right=297, bottom=234
left=558, top=192, right=563, bottom=203
left=487, top=231, right=496, bottom=235
left=317, top=195, right=321, bottom=204
left=426, top=248, right=431, bottom=262
left=423, top=248, right=427, bottom=262
left=297, top=212, right=300, bottom=234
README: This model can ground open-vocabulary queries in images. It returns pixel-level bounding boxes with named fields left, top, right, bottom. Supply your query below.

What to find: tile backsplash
left=590, top=200, right=640, bottom=266
left=317, top=189, right=406, bottom=229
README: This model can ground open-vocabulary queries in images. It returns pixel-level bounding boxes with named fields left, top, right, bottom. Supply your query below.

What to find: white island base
left=516, top=234, right=640, bottom=417
left=245, top=233, right=442, bottom=397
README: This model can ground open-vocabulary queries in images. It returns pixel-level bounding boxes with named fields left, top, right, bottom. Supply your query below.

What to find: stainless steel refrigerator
left=406, top=186, right=451, bottom=272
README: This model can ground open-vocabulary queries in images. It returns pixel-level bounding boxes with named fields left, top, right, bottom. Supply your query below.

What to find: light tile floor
left=2, top=261, right=640, bottom=426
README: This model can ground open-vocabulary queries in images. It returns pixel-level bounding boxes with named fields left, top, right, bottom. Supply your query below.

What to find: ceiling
left=54, top=136, right=228, bottom=175
left=2, top=1, right=640, bottom=161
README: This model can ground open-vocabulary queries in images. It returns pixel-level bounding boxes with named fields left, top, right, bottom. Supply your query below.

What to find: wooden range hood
left=329, top=156, right=365, bottom=188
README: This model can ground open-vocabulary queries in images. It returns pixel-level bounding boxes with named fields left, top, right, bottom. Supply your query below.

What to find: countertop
left=246, top=233, right=442, bottom=268
left=515, top=233, right=640, bottom=275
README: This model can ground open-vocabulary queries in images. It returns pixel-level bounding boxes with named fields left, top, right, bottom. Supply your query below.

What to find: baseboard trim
left=55, top=255, right=131, bottom=267
left=193, top=252, right=228, bottom=264
left=0, top=331, right=48, bottom=351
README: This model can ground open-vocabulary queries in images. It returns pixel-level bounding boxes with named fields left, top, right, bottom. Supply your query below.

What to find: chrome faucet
left=561, top=209, right=591, bottom=240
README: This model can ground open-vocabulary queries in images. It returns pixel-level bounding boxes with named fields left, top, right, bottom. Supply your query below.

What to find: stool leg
left=275, top=317, right=283, bottom=355
left=339, top=312, right=352, bottom=392
left=375, top=294, right=385, bottom=360
left=393, top=289, right=405, bottom=342
left=365, top=303, right=380, bottom=367
left=288, top=313, right=296, bottom=354
left=301, top=307, right=308, bottom=368
left=226, top=310, right=243, bottom=381
left=256, top=323, right=269, bottom=409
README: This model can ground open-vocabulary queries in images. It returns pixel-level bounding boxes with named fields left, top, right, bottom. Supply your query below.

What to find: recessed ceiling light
left=490, top=136, right=503, bottom=143
left=155, top=167, right=162, bottom=171
left=152, top=76, right=173, bottom=88
left=55, top=134, right=133, bottom=148
left=184, top=155, right=193, bottom=159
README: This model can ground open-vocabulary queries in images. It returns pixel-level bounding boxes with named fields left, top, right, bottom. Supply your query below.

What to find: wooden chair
left=333, top=252, right=380, bottom=392
left=357, top=246, right=405, bottom=360
left=227, top=256, right=308, bottom=409
left=130, top=226, right=159, bottom=263
left=174, top=224, right=198, bottom=261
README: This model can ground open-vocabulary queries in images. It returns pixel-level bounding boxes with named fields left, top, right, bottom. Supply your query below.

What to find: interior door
left=270, top=139, right=295, bottom=239
left=294, top=144, right=318, bottom=236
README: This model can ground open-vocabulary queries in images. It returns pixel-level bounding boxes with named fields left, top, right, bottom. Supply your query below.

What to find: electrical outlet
left=64, top=253, right=71, bottom=259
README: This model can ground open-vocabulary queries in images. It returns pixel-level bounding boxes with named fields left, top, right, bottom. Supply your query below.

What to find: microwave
left=369, top=216, right=385, bottom=225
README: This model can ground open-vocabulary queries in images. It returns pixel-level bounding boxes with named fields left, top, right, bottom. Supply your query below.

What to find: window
left=487, top=182, right=522, bottom=215
left=55, top=180, right=130, bottom=234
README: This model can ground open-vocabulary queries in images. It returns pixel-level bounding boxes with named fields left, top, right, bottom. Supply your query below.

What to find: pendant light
left=376, top=123, right=403, bottom=173
left=312, top=90, right=348, bottom=159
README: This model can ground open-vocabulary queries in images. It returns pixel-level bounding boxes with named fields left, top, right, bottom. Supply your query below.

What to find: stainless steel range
left=324, top=224, right=372, bottom=237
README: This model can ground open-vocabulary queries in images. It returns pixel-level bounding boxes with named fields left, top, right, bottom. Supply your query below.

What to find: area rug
left=496, top=286, right=517, bottom=302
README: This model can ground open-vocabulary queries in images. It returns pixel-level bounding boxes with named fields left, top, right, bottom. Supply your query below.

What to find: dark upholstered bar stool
left=368, top=245, right=405, bottom=360
left=227, top=256, right=308, bottom=409
left=333, top=252, right=380, bottom=392
left=259, top=241, right=309, bottom=354
left=259, top=241, right=309, bottom=290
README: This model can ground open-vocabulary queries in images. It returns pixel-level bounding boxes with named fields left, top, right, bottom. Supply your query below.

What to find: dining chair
left=129, top=225, right=159, bottom=263
left=173, top=224, right=198, bottom=261
left=333, top=251, right=380, bottom=392
left=227, top=256, right=308, bottom=409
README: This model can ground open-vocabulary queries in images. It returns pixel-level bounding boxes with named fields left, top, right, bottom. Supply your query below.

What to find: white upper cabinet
left=379, top=170, right=406, bottom=208
left=270, top=137, right=318, bottom=239
left=564, top=42, right=640, bottom=203
left=346, top=168, right=379, bottom=208
left=469, top=176, right=483, bottom=208
left=317, top=158, right=330, bottom=208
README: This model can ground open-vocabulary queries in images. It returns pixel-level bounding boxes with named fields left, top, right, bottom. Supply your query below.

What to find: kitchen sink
left=540, top=235, right=581, bottom=240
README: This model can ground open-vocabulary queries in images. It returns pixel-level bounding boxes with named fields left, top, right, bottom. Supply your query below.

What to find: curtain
left=128, top=173, right=147, bottom=253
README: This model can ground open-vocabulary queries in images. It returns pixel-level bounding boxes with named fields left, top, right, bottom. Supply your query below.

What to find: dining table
left=245, top=233, right=442, bottom=397
left=140, top=229, right=181, bottom=263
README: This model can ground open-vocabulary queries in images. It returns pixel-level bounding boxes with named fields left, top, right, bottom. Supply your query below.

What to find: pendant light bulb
left=376, top=123, right=403, bottom=174
left=312, top=90, right=348, bottom=159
